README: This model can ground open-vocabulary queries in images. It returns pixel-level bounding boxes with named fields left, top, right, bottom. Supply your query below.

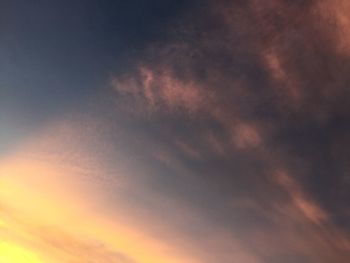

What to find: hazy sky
left=1, top=1, right=350, bottom=263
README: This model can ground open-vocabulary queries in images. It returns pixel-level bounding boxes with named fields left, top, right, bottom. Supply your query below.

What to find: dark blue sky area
left=0, top=0, right=193, bottom=117
left=0, top=0, right=195, bottom=154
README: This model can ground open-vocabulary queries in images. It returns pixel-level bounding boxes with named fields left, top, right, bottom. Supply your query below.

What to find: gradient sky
left=1, top=1, right=350, bottom=262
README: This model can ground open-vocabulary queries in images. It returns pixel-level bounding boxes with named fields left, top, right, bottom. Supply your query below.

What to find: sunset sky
left=1, top=1, right=350, bottom=262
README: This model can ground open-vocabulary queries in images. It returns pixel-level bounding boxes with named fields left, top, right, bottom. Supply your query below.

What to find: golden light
left=0, top=241, right=42, bottom=263
left=0, top=120, right=200, bottom=263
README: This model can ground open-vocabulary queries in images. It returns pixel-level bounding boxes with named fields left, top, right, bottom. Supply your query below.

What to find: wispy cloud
left=111, top=0, right=350, bottom=262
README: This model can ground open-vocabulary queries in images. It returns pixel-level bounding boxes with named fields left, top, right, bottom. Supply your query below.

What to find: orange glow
left=0, top=121, right=199, bottom=263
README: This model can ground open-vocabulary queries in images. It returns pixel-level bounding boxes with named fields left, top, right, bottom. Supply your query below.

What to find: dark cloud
left=112, top=0, right=350, bottom=262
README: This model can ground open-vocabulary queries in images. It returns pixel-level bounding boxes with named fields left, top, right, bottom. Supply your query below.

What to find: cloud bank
left=112, top=0, right=350, bottom=262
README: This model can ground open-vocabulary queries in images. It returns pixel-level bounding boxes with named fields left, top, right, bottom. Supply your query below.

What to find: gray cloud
left=111, top=0, right=350, bottom=262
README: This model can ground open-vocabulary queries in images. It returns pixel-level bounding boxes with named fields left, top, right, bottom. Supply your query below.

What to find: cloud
left=2, top=0, right=350, bottom=262
left=272, top=169, right=328, bottom=225
left=111, top=0, right=350, bottom=262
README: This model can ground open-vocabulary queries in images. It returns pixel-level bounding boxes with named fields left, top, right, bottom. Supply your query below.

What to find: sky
left=1, top=0, right=350, bottom=262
